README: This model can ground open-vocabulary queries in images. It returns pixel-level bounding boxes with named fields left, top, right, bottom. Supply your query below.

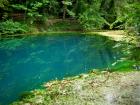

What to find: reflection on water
left=0, top=33, right=121, bottom=105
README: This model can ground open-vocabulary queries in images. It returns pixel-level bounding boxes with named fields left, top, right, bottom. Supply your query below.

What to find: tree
left=62, top=0, right=72, bottom=19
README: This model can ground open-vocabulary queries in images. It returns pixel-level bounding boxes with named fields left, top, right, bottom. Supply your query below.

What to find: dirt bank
left=89, top=30, right=125, bottom=41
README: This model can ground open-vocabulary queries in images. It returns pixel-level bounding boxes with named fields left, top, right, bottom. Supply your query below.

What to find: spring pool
left=0, top=33, right=122, bottom=105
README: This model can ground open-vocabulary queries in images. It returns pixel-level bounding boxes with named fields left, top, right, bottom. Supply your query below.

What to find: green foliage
left=61, top=0, right=73, bottom=19
left=125, top=2, right=140, bottom=36
left=79, top=13, right=105, bottom=30
left=62, top=1, right=72, bottom=6
left=79, top=7, right=106, bottom=31
left=0, top=20, right=29, bottom=35
left=0, top=0, right=8, bottom=8
left=67, top=9, right=75, bottom=18
left=129, top=46, right=140, bottom=61
left=111, top=60, right=135, bottom=72
left=117, top=2, right=140, bottom=63
left=12, top=1, right=43, bottom=24
left=11, top=4, right=28, bottom=10
left=0, top=0, right=139, bottom=33
left=47, top=21, right=81, bottom=32
left=42, top=0, right=59, bottom=16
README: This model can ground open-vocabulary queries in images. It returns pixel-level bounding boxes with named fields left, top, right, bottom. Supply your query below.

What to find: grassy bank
left=0, top=19, right=82, bottom=39
left=11, top=70, right=140, bottom=105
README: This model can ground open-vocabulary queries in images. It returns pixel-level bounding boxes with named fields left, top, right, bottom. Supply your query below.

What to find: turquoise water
left=0, top=33, right=121, bottom=105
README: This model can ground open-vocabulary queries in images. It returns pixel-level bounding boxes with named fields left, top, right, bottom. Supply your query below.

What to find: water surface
left=0, top=33, right=121, bottom=105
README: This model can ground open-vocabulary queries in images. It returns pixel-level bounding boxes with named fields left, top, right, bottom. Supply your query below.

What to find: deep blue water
left=0, top=33, right=121, bottom=105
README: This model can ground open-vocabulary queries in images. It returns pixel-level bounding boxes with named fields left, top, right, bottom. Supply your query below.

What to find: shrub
left=0, top=20, right=29, bottom=35
left=78, top=6, right=107, bottom=31
left=125, top=2, right=140, bottom=36
left=79, top=12, right=105, bottom=31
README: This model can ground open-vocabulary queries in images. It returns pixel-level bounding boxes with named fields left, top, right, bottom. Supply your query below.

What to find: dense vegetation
left=0, top=0, right=139, bottom=34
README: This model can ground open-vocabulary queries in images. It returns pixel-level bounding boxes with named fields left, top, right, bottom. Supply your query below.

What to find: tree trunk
left=63, top=5, right=67, bottom=19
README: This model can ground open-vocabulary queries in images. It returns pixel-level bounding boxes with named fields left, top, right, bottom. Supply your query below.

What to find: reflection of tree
left=105, top=47, right=115, bottom=61
left=99, top=49, right=107, bottom=67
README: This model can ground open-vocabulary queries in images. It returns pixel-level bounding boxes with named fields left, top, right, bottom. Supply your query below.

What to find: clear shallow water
left=0, top=33, right=121, bottom=105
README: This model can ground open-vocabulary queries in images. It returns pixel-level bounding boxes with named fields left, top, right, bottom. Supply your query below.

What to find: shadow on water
left=0, top=33, right=122, bottom=105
